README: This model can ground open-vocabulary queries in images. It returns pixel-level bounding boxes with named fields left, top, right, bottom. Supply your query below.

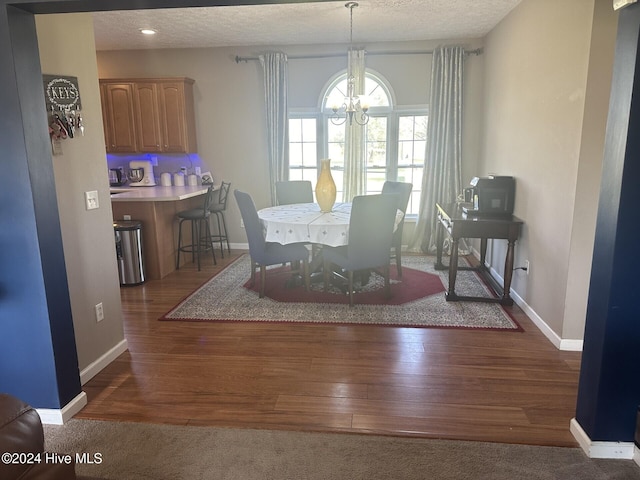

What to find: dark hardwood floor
left=77, top=250, right=582, bottom=447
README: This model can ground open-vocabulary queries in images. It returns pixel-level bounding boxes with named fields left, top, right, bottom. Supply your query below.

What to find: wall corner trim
left=634, top=445, right=640, bottom=467
left=570, top=418, right=636, bottom=459
left=80, top=339, right=129, bottom=385
left=37, top=391, right=87, bottom=425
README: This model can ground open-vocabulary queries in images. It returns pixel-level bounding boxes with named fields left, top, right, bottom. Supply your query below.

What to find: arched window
left=288, top=70, right=427, bottom=215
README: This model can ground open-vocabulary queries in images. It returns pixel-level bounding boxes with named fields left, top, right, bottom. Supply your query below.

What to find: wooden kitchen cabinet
left=132, top=82, right=162, bottom=153
left=100, top=77, right=197, bottom=154
left=101, top=82, right=138, bottom=153
left=157, top=80, right=197, bottom=153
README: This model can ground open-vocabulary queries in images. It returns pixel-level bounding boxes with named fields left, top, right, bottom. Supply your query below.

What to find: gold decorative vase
left=315, top=158, right=337, bottom=212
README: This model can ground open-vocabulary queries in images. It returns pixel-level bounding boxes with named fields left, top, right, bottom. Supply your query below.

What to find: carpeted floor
left=44, top=420, right=640, bottom=480
left=161, top=254, right=521, bottom=330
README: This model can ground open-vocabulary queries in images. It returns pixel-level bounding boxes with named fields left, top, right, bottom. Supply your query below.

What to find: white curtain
left=259, top=52, right=289, bottom=205
left=409, top=46, right=465, bottom=253
left=343, top=49, right=366, bottom=201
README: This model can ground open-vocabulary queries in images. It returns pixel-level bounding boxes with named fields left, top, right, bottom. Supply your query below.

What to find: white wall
left=481, top=0, right=616, bottom=344
left=36, top=13, right=126, bottom=377
left=563, top=0, right=618, bottom=340
left=97, top=39, right=484, bottom=247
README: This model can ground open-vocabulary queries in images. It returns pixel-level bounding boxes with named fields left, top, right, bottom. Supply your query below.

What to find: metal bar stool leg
left=216, top=212, right=225, bottom=258
left=205, top=217, right=217, bottom=265
left=220, top=211, right=231, bottom=254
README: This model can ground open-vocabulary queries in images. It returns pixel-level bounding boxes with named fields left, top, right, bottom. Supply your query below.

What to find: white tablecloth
left=257, top=202, right=403, bottom=247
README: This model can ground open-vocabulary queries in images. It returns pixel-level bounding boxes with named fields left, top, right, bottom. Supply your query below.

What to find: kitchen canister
left=160, top=172, right=172, bottom=186
left=173, top=172, right=185, bottom=186
left=187, top=174, right=198, bottom=186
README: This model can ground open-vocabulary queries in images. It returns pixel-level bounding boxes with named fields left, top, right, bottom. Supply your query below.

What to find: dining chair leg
left=249, top=258, right=257, bottom=287
left=323, top=259, right=330, bottom=292
left=303, top=259, right=310, bottom=291
left=384, top=264, right=391, bottom=299
left=259, top=265, right=266, bottom=298
left=396, top=245, right=403, bottom=278
left=348, top=270, right=354, bottom=307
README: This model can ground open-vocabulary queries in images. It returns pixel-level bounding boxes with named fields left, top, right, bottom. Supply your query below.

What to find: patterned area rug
left=160, top=255, right=521, bottom=331
left=161, top=255, right=521, bottom=330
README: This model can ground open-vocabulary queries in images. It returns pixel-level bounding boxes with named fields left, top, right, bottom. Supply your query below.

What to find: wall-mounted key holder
left=43, top=74, right=85, bottom=154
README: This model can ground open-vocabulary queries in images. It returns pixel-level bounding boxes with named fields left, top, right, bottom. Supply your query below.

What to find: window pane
left=327, top=120, right=345, bottom=170
left=397, top=115, right=427, bottom=215
left=302, top=118, right=316, bottom=142
left=288, top=117, right=318, bottom=184
left=324, top=79, right=348, bottom=111
left=289, top=169, right=303, bottom=181
left=289, top=143, right=303, bottom=167
left=302, top=143, right=317, bottom=167
left=364, top=77, right=389, bottom=107
left=289, top=119, right=302, bottom=142
left=365, top=117, right=387, bottom=194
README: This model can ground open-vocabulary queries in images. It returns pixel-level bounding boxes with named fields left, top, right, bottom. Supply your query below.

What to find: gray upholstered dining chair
left=234, top=189, right=310, bottom=298
left=322, top=194, right=398, bottom=307
left=381, top=180, right=413, bottom=277
left=275, top=180, right=314, bottom=205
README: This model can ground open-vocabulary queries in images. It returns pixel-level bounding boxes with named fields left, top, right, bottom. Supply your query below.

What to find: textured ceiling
left=91, top=0, right=523, bottom=51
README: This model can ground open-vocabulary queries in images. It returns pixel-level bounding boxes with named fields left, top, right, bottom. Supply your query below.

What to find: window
left=288, top=117, right=318, bottom=183
left=288, top=71, right=427, bottom=216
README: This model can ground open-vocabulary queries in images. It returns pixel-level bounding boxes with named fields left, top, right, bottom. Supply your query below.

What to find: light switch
left=85, top=190, right=99, bottom=210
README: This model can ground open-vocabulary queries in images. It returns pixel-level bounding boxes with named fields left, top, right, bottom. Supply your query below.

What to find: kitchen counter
left=110, top=185, right=216, bottom=280
left=110, top=185, right=211, bottom=202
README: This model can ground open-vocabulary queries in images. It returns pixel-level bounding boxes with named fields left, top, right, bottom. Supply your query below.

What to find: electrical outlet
left=85, top=190, right=99, bottom=210
left=95, top=302, right=104, bottom=322
left=123, top=214, right=131, bottom=220
left=524, top=260, right=530, bottom=276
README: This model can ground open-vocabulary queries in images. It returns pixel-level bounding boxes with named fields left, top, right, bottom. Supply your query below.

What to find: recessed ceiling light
left=139, top=29, right=157, bottom=35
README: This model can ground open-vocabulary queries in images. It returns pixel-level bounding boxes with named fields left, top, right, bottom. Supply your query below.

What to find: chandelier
left=329, top=2, right=370, bottom=126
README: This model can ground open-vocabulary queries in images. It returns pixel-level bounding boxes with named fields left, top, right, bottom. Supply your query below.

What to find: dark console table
left=435, top=202, right=523, bottom=306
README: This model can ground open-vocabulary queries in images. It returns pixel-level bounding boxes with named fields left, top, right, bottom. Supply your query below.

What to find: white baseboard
left=570, top=418, right=636, bottom=459
left=230, top=242, right=248, bottom=250
left=479, top=254, right=583, bottom=352
left=37, top=391, right=87, bottom=425
left=634, top=445, right=640, bottom=467
left=80, top=338, right=129, bottom=385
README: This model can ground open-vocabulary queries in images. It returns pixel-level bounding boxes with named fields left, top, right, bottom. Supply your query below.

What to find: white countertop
left=110, top=185, right=212, bottom=202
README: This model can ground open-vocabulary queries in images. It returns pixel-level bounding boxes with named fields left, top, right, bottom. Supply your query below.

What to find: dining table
left=257, top=201, right=404, bottom=247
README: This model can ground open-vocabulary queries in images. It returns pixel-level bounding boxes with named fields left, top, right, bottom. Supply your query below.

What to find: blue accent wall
left=0, top=5, right=80, bottom=408
left=575, top=4, right=640, bottom=442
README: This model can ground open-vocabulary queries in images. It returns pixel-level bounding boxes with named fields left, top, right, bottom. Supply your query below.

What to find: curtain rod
left=234, top=47, right=483, bottom=63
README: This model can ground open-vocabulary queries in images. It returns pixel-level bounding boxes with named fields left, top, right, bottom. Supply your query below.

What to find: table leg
left=501, top=239, right=516, bottom=306
left=446, top=237, right=459, bottom=301
left=479, top=238, right=488, bottom=270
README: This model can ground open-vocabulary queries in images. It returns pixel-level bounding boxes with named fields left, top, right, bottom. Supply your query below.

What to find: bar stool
left=209, top=181, right=231, bottom=258
left=176, top=185, right=217, bottom=270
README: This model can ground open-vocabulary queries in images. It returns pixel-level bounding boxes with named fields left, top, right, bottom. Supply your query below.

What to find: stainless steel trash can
left=114, top=220, right=145, bottom=286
